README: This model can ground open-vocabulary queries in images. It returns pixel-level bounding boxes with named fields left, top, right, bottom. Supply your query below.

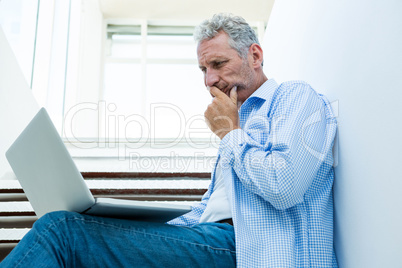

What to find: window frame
left=30, top=6, right=266, bottom=165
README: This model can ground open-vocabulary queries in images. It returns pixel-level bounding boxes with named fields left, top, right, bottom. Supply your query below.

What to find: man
left=1, top=14, right=337, bottom=267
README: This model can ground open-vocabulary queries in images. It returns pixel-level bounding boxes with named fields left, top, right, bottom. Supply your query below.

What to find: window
left=0, top=0, right=39, bottom=87
left=102, top=22, right=211, bottom=142
left=21, top=1, right=267, bottom=170
left=0, top=1, right=270, bottom=174
left=64, top=20, right=265, bottom=145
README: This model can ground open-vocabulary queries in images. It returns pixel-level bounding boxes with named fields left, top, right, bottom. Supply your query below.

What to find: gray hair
left=194, top=13, right=260, bottom=59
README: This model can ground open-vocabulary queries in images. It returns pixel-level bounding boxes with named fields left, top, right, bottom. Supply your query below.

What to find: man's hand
left=204, top=86, right=240, bottom=139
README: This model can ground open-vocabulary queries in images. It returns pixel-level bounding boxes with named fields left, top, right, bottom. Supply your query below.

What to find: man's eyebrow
left=209, top=57, right=226, bottom=62
left=200, top=57, right=227, bottom=68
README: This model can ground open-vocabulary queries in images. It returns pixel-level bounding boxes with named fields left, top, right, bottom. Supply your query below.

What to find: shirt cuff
left=218, top=128, right=249, bottom=168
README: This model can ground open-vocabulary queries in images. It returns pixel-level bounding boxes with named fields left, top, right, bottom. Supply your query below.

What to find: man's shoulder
left=278, top=80, right=315, bottom=94
left=273, top=80, right=319, bottom=101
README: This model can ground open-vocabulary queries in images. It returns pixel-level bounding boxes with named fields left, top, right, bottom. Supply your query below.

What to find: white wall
left=262, top=1, right=402, bottom=267
left=0, top=27, right=39, bottom=179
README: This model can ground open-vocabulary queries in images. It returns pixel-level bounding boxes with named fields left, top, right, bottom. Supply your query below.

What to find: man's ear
left=249, top=43, right=264, bottom=69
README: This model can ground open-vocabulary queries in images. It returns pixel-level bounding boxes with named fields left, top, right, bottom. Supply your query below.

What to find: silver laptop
left=5, top=108, right=191, bottom=222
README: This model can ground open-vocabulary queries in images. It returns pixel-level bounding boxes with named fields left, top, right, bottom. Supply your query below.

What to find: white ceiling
left=98, top=0, right=275, bottom=24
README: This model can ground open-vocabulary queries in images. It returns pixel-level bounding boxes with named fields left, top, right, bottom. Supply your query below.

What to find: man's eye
left=214, top=61, right=227, bottom=68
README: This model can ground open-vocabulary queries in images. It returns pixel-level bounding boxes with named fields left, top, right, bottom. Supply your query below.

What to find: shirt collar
left=247, top=78, right=278, bottom=102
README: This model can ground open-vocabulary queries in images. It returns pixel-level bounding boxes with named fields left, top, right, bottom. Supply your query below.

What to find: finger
left=230, top=86, right=237, bottom=104
left=208, top=86, right=225, bottom=98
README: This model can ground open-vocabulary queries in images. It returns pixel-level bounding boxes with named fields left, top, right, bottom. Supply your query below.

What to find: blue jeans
left=1, top=211, right=236, bottom=267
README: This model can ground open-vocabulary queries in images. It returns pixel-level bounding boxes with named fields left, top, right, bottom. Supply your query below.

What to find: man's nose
left=204, top=69, right=219, bottom=87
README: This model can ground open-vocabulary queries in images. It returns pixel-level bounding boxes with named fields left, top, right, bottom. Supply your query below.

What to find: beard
left=213, top=60, right=255, bottom=100
left=233, top=60, right=255, bottom=104
left=237, top=60, right=254, bottom=90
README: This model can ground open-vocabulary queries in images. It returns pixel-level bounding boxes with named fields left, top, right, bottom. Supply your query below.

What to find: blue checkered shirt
left=169, top=79, right=338, bottom=267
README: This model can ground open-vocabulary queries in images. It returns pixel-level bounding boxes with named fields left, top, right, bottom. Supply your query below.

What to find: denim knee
left=33, top=210, right=81, bottom=232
